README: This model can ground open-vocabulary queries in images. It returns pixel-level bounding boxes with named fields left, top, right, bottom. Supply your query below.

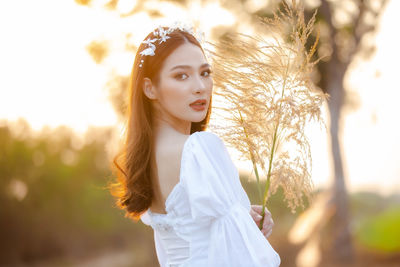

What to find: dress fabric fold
left=141, top=131, right=281, bottom=267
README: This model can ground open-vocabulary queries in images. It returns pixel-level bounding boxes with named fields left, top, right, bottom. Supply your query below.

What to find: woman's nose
left=193, top=74, right=206, bottom=94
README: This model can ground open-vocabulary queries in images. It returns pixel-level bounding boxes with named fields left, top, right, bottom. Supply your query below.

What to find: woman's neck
left=153, top=116, right=191, bottom=136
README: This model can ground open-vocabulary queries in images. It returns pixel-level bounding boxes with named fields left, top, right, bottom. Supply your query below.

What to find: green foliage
left=0, top=121, right=147, bottom=265
left=355, top=205, right=400, bottom=253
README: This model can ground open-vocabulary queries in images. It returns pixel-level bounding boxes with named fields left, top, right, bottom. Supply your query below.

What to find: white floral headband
left=138, top=22, right=205, bottom=68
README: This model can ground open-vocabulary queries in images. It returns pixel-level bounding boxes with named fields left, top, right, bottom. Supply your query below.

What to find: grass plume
left=207, top=0, right=329, bottom=228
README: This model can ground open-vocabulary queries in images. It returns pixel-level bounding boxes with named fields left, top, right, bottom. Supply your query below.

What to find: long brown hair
left=110, top=27, right=212, bottom=221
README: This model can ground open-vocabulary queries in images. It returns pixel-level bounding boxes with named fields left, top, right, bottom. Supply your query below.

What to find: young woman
left=111, top=24, right=281, bottom=267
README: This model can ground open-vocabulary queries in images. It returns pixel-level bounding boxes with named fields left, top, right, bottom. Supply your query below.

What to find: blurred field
left=1, top=119, right=399, bottom=267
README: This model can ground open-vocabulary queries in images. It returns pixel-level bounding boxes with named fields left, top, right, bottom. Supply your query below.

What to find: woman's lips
left=190, top=99, right=207, bottom=111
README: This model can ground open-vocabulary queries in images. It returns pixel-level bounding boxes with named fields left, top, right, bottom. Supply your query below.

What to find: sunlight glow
left=288, top=192, right=333, bottom=244
left=295, top=236, right=321, bottom=267
left=0, top=0, right=119, bottom=134
left=8, top=179, right=28, bottom=202
left=116, top=0, right=137, bottom=14
left=0, top=0, right=399, bottom=194
left=342, top=0, right=400, bottom=195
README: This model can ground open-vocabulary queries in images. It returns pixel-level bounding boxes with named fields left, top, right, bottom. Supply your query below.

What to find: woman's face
left=145, top=42, right=213, bottom=130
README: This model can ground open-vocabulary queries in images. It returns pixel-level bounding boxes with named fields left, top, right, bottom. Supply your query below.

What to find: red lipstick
left=190, top=99, right=207, bottom=111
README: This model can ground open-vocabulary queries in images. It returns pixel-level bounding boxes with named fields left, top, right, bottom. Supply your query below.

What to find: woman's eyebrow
left=169, top=63, right=210, bottom=72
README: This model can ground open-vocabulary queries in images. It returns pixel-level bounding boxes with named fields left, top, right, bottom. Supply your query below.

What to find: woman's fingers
left=250, top=206, right=262, bottom=221
left=261, top=218, right=273, bottom=238
left=263, top=217, right=274, bottom=234
left=263, top=213, right=273, bottom=229
left=251, top=205, right=273, bottom=224
left=251, top=205, right=274, bottom=238
left=262, top=228, right=273, bottom=238
left=251, top=205, right=272, bottom=217
left=251, top=204, right=263, bottom=214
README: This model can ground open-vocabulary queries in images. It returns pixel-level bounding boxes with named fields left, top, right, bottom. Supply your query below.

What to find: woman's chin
left=190, top=113, right=207, bottom=123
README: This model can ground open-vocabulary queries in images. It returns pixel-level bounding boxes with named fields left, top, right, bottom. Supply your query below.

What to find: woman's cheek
left=164, top=85, right=187, bottom=111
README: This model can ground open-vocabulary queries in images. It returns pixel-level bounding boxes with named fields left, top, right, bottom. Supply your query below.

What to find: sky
left=0, top=0, right=399, bottom=195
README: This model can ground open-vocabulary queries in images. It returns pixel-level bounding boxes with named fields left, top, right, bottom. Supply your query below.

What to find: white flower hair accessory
left=138, top=21, right=205, bottom=68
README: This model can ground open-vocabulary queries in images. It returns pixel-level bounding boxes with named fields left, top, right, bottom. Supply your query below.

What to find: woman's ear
left=143, top=78, right=157, bottom=100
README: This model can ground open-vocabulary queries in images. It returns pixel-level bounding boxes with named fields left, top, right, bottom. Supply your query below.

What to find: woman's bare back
left=150, top=133, right=190, bottom=214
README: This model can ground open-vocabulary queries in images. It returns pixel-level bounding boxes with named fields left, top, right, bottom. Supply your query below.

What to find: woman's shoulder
left=192, top=130, right=219, bottom=138
left=189, top=131, right=223, bottom=146
left=184, top=131, right=229, bottom=162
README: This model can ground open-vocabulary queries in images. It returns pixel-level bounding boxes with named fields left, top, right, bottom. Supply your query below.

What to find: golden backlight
left=0, top=0, right=398, bottom=194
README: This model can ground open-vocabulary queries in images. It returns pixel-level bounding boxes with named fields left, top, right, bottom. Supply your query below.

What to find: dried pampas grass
left=207, top=0, right=329, bottom=227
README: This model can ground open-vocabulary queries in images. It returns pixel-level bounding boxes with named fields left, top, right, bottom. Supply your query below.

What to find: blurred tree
left=308, top=0, right=388, bottom=262
left=250, top=0, right=388, bottom=263
left=86, top=40, right=110, bottom=64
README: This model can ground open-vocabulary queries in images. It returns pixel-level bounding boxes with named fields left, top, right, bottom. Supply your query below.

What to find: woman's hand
left=250, top=205, right=274, bottom=238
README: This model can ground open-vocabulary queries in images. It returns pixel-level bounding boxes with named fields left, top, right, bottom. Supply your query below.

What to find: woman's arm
left=250, top=205, right=274, bottom=238
left=182, top=132, right=281, bottom=266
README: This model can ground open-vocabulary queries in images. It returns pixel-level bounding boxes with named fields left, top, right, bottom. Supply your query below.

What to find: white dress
left=140, top=131, right=281, bottom=267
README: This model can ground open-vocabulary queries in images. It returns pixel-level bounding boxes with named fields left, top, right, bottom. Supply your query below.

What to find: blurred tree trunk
left=318, top=0, right=388, bottom=262
left=324, top=40, right=353, bottom=262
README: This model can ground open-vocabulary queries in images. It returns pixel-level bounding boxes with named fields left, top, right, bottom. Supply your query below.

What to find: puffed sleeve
left=180, top=131, right=281, bottom=267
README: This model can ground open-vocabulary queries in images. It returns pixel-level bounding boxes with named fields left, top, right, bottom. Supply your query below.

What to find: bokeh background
left=1, top=0, right=399, bottom=266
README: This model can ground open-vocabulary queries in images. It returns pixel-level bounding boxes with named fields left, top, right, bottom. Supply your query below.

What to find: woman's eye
left=175, top=73, right=188, bottom=80
left=202, top=69, right=212, bottom=77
